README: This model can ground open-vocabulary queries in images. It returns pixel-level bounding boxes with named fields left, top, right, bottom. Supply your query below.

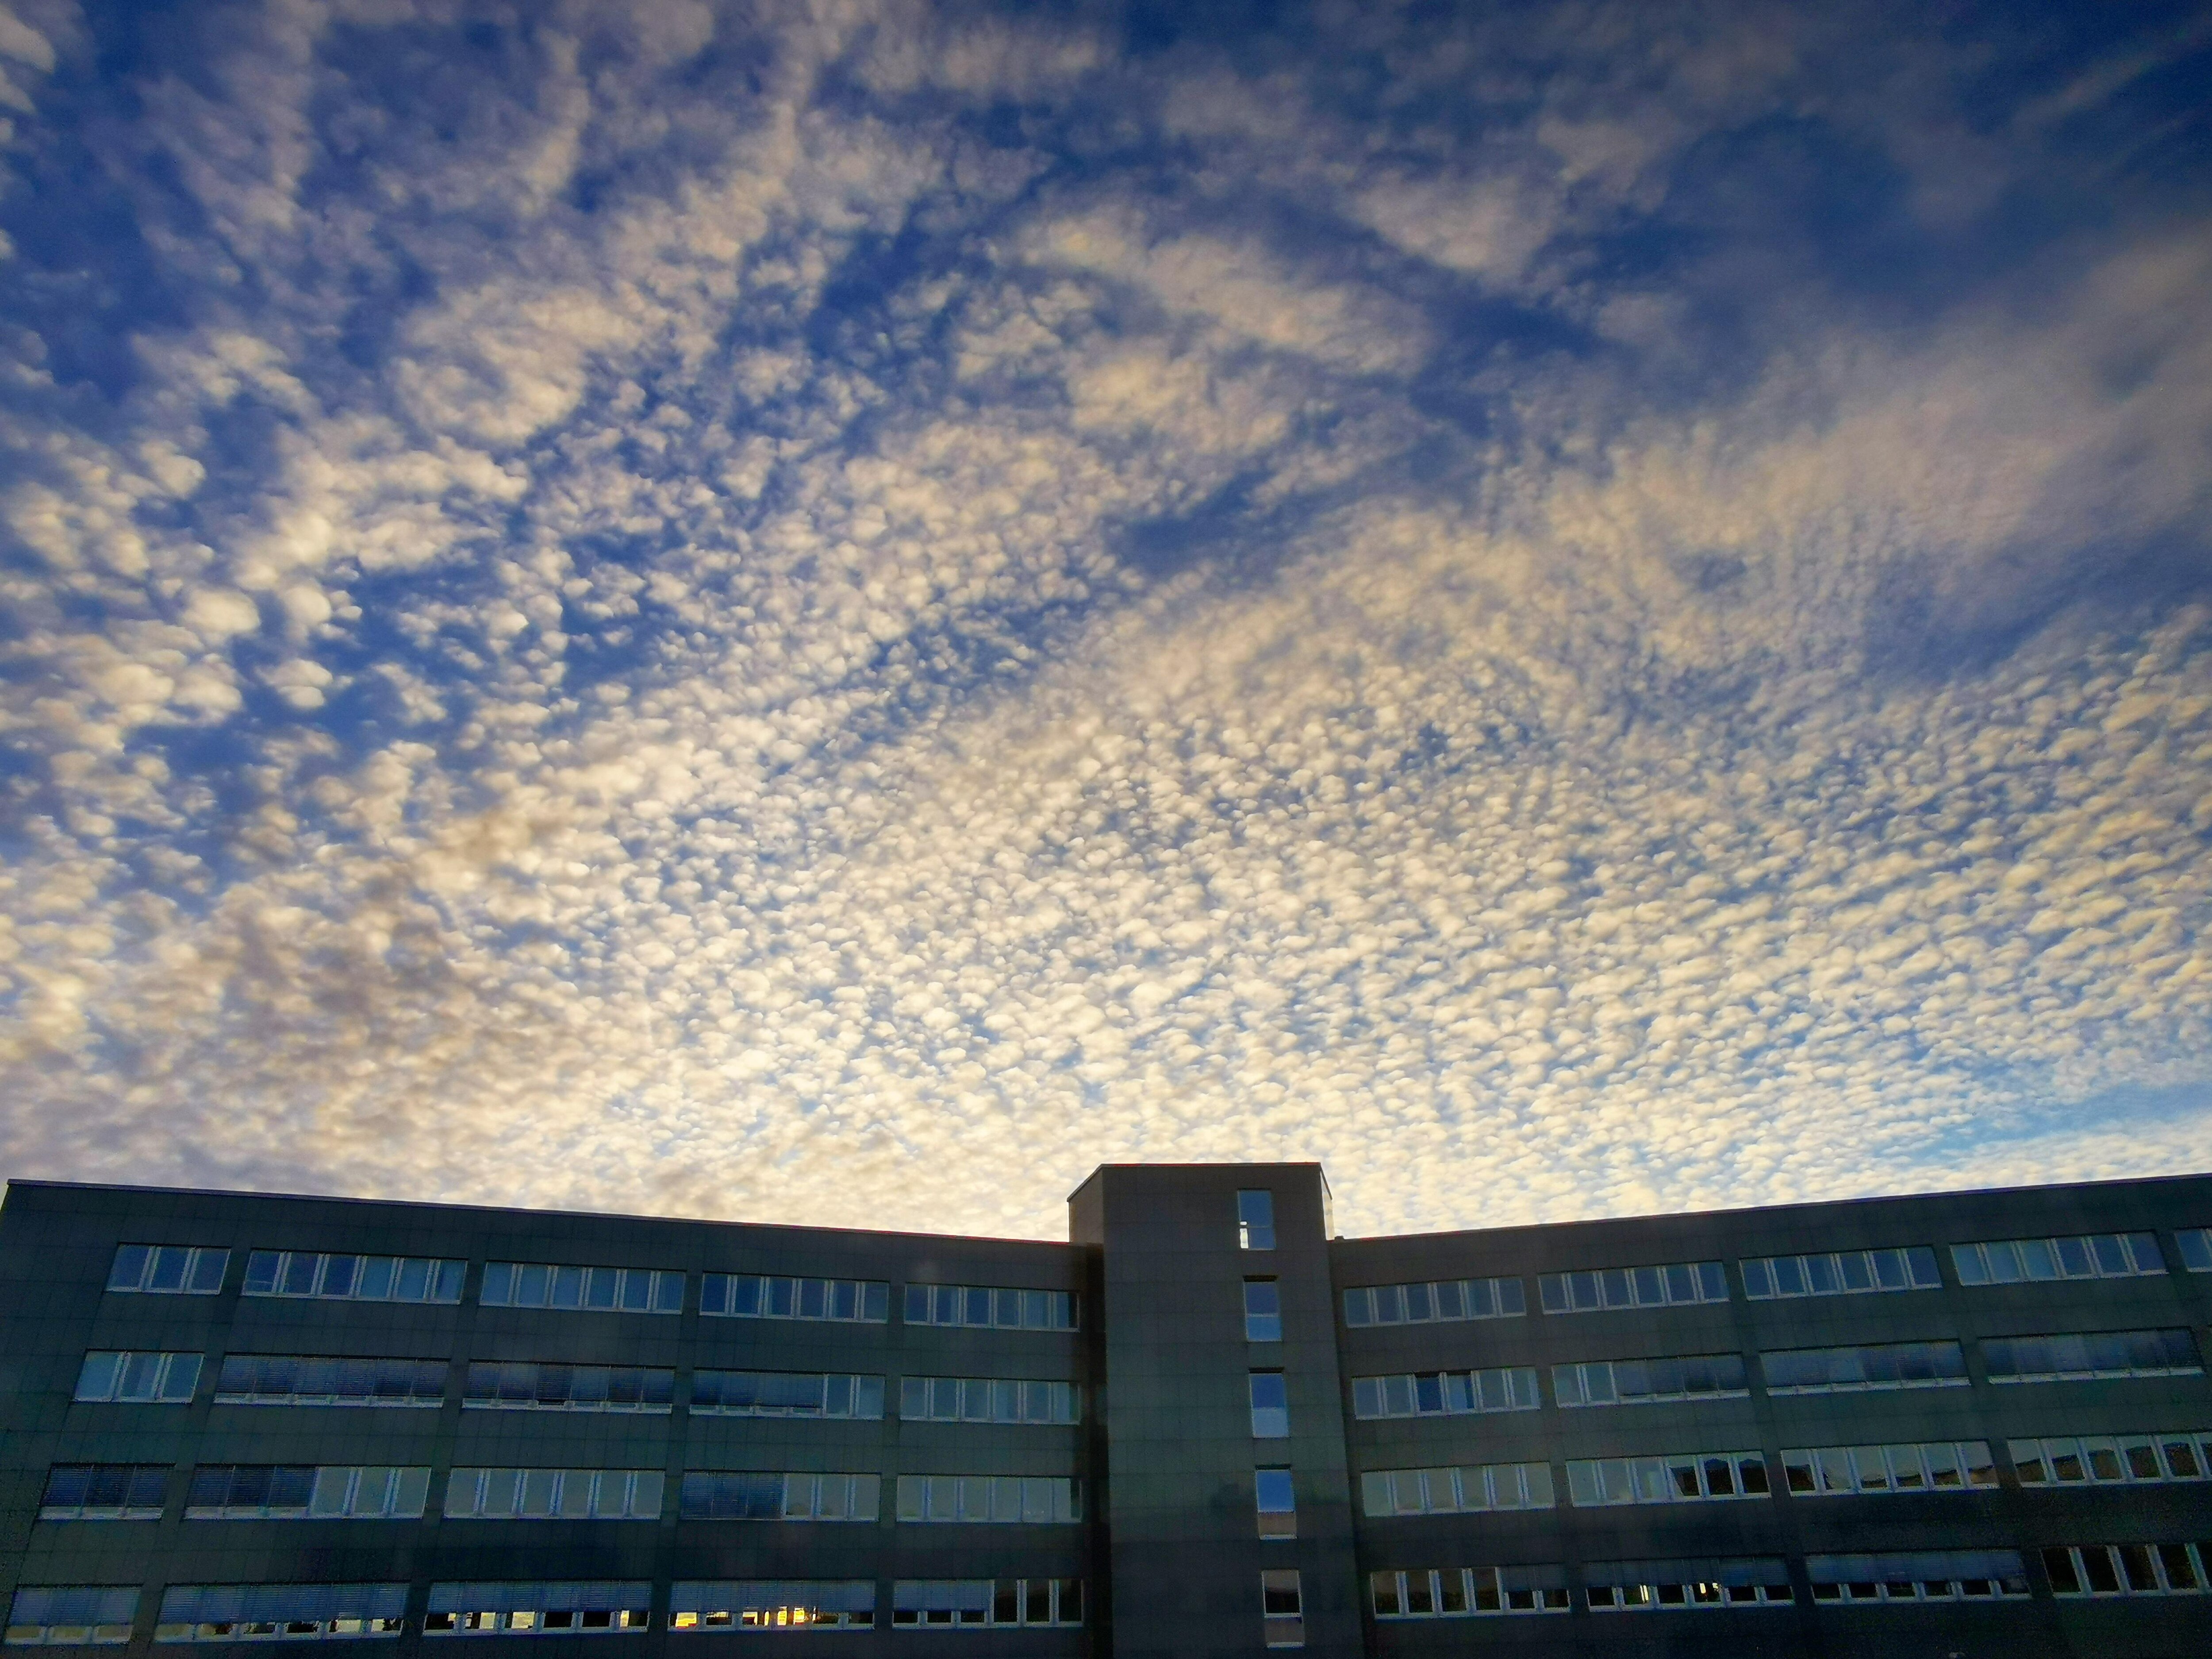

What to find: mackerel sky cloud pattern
left=1, top=0, right=2209, bottom=1238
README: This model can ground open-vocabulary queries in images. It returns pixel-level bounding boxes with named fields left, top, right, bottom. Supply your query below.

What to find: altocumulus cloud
left=1, top=0, right=2210, bottom=1237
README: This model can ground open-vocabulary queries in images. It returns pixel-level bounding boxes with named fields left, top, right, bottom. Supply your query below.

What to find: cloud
left=0, top=0, right=2209, bottom=1240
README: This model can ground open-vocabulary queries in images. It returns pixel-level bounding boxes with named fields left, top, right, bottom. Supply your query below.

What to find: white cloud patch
left=1, top=0, right=2210, bottom=1239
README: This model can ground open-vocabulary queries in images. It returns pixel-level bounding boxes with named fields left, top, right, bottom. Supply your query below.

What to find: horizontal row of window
left=2014, top=1431, right=2211, bottom=1486
left=688, top=1371, right=883, bottom=1419
left=105, top=1227, right=2212, bottom=1341
left=901, top=1283, right=1076, bottom=1330
left=2044, top=1543, right=2212, bottom=1598
left=670, top=1584, right=872, bottom=1632
left=72, top=1352, right=202, bottom=1403
left=1341, top=1277, right=1525, bottom=1326
left=1358, top=1463, right=1555, bottom=1517
left=1585, top=1558, right=1797, bottom=1610
left=1540, top=1261, right=1728, bottom=1313
left=1364, top=1435, right=2212, bottom=1509
left=446, top=1469, right=665, bottom=1521
left=425, top=1583, right=649, bottom=1637
left=42, top=1464, right=1079, bottom=1527
left=481, top=1263, right=684, bottom=1313
left=8, top=1578, right=1090, bottom=1646
left=1369, top=1567, right=1569, bottom=1617
left=1351, top=1330, right=2201, bottom=1417
left=108, top=1246, right=1075, bottom=1327
left=36, top=1466, right=170, bottom=1520
left=209, top=1356, right=450, bottom=1407
left=184, top=1466, right=430, bottom=1521
left=1369, top=1552, right=2039, bottom=1619
left=671, top=1579, right=1082, bottom=1632
left=244, top=1252, right=465, bottom=1304
left=1953, top=1232, right=2166, bottom=1285
left=700, top=1275, right=887, bottom=1324
left=107, top=1246, right=230, bottom=1296
left=1741, top=1247, right=1941, bottom=1300
left=1553, top=1353, right=1748, bottom=1406
left=81, top=1355, right=1080, bottom=1417
left=1783, top=1441, right=1997, bottom=1495
left=84, top=1365, right=1064, bottom=1429
left=1805, top=1552, right=2031, bottom=1603
left=1369, top=1545, right=2212, bottom=1613
left=1347, top=1228, right=2212, bottom=1320
left=1764, top=1339, right=1965, bottom=1394
left=1569, top=1452, right=1768, bottom=1506
left=1985, top=1328, right=2200, bottom=1381
left=898, top=1376, right=1080, bottom=1424
left=894, top=1475, right=1082, bottom=1524
left=1350, top=1367, right=1540, bottom=1420
left=676, top=1473, right=881, bottom=1523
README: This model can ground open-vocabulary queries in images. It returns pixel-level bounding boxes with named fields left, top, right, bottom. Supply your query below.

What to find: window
left=480, top=1262, right=682, bottom=1313
left=425, top=1585, right=649, bottom=1636
left=1239, top=1190, right=1276, bottom=1251
left=678, top=1472, right=881, bottom=1522
left=1260, top=1571, right=1301, bottom=1648
left=1805, top=1551, right=2029, bottom=1602
left=901, top=1283, right=1075, bottom=1329
left=2012, top=1431, right=2210, bottom=1485
left=4, top=1586, right=138, bottom=1646
left=1539, top=1260, right=1725, bottom=1312
left=108, top=1244, right=227, bottom=1295
left=1371, top=1566, right=1567, bottom=1617
left=215, top=1355, right=445, bottom=1408
left=1567, top=1452, right=1768, bottom=1506
left=461, top=1361, right=672, bottom=1413
left=1782, top=1441, right=1996, bottom=1494
left=186, top=1466, right=430, bottom=1520
left=701, top=1273, right=888, bottom=1323
left=443, top=1469, right=663, bottom=1520
left=1249, top=1371, right=1289, bottom=1437
left=670, top=1583, right=875, bottom=1631
left=1343, top=1275, right=1524, bottom=1325
left=154, top=1585, right=408, bottom=1642
left=74, top=1351, right=201, bottom=1404
left=1759, top=1340, right=1965, bottom=1395
left=1584, top=1559, right=1793, bottom=1609
left=1255, top=1468, right=1296, bottom=1538
left=1350, top=1366, right=1541, bottom=1419
left=1552, top=1353, right=1747, bottom=1406
left=38, top=1466, right=168, bottom=1521
left=694, top=1371, right=884, bottom=1419
left=889, top=1581, right=1079, bottom=1628
left=1952, top=1232, right=2165, bottom=1284
left=1359, top=1462, right=1554, bottom=1516
left=1244, top=1279, right=1282, bottom=1342
left=1740, top=1246, right=1939, bottom=1299
left=1982, top=1328, right=2200, bottom=1382
left=244, top=1252, right=463, bottom=1304
left=894, top=1474, right=1080, bottom=1523
left=896, top=1376, right=1078, bottom=1424
left=2044, top=1543, right=2210, bottom=1598
left=2178, top=1228, right=2212, bottom=1271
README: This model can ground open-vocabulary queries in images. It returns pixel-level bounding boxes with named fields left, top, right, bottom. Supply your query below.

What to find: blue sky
left=1, top=0, right=2209, bottom=1238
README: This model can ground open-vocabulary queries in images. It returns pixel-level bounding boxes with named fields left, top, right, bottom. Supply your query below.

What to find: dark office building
left=2, top=1164, right=2210, bottom=1659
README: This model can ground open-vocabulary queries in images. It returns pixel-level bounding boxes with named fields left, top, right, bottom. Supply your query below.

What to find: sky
left=1, top=0, right=2210, bottom=1242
